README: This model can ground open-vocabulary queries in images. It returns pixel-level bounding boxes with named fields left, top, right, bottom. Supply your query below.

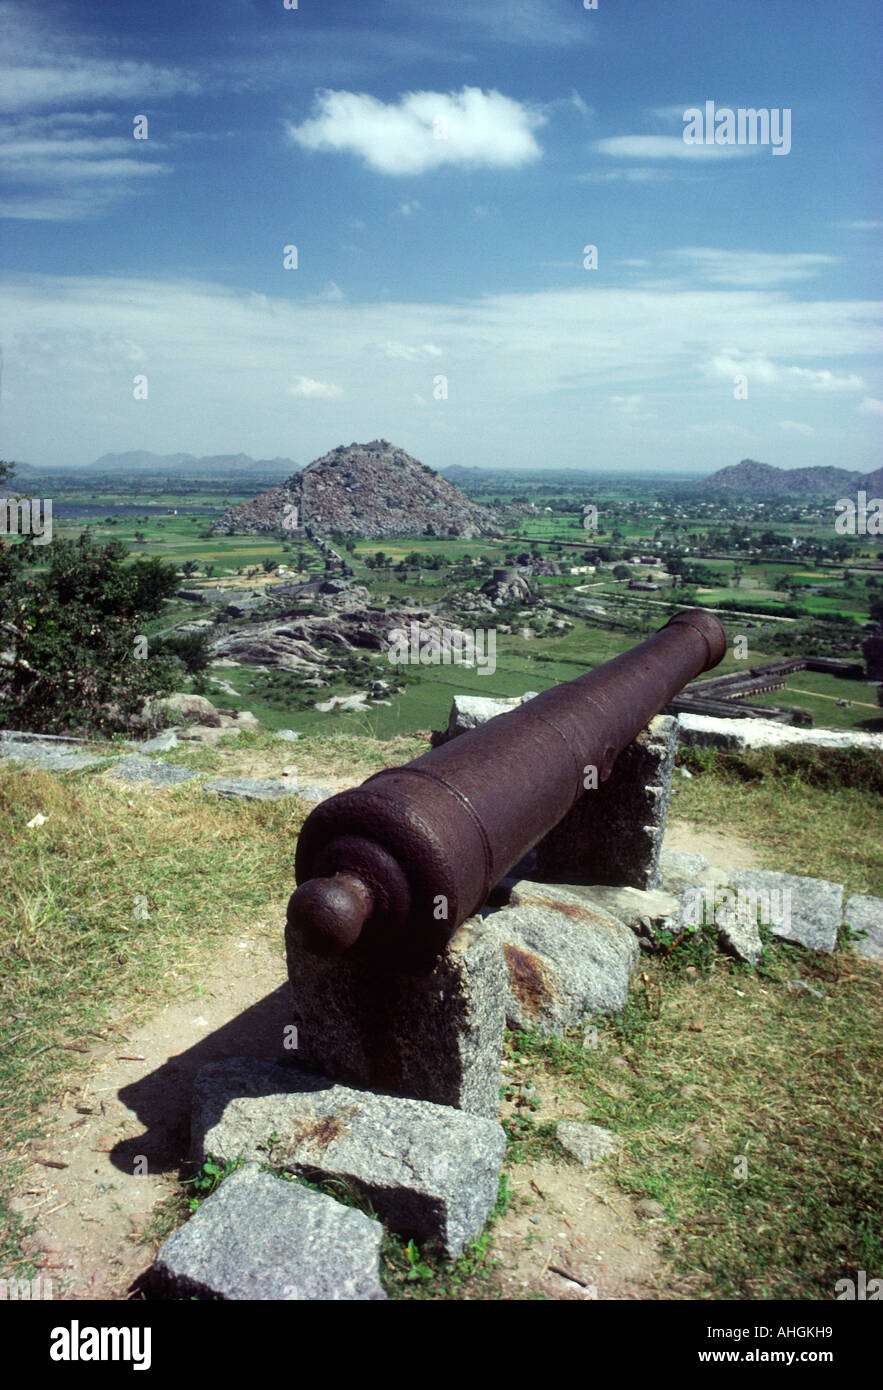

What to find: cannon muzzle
left=288, top=608, right=726, bottom=972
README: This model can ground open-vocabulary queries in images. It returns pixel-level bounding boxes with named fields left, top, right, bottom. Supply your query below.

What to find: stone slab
left=152, top=1164, right=385, bottom=1300
left=286, top=913, right=505, bottom=1118
left=291, top=784, right=334, bottom=804
left=0, top=740, right=109, bottom=772
left=138, top=730, right=180, bottom=753
left=442, top=691, right=539, bottom=739
left=204, top=777, right=298, bottom=801
left=110, top=754, right=198, bottom=785
left=677, top=713, right=883, bottom=753
left=659, top=849, right=709, bottom=881
left=844, top=894, right=883, bottom=964
left=191, top=1059, right=506, bottom=1258
left=730, top=869, right=843, bottom=954
left=505, top=881, right=681, bottom=953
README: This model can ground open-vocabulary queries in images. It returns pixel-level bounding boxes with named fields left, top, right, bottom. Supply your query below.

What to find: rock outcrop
left=213, top=440, right=504, bottom=540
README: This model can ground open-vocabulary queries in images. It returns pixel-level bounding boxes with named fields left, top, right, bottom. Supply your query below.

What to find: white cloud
left=0, top=117, right=170, bottom=218
left=383, top=341, right=442, bottom=361
left=287, top=87, right=545, bottom=175
left=778, top=420, right=816, bottom=437
left=859, top=397, right=883, bottom=415
left=1, top=273, right=877, bottom=472
left=834, top=221, right=883, bottom=231
left=287, top=376, right=344, bottom=399
left=577, top=167, right=674, bottom=183
left=671, top=248, right=838, bottom=288
left=393, top=200, right=423, bottom=216
left=0, top=3, right=189, bottom=220
left=594, top=135, right=753, bottom=160
left=708, top=354, right=866, bottom=393
left=0, top=1, right=198, bottom=113
left=392, top=0, right=593, bottom=50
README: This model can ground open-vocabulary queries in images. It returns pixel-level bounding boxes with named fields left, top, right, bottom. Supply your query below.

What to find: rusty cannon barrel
left=288, top=608, right=727, bottom=973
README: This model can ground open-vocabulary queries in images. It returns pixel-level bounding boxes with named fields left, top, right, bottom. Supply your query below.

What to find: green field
left=18, top=473, right=881, bottom=739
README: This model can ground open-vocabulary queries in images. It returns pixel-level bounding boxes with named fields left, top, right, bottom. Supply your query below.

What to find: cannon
left=288, top=608, right=727, bottom=973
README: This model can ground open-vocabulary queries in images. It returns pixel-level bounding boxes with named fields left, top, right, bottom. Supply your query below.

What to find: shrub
left=0, top=533, right=180, bottom=734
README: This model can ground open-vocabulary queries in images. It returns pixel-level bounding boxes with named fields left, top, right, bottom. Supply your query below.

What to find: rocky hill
left=213, top=440, right=503, bottom=539
left=699, top=459, right=878, bottom=497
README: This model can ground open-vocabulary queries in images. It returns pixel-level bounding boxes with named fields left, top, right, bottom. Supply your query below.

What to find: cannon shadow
left=110, top=984, right=295, bottom=1179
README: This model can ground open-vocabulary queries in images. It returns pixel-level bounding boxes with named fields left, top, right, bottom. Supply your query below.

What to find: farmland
left=15, top=468, right=883, bottom=738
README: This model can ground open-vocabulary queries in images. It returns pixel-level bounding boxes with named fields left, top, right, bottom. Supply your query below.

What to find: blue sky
left=0, top=0, right=880, bottom=474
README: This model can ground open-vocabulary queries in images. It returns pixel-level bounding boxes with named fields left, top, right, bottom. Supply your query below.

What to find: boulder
left=148, top=692, right=223, bottom=727
left=490, top=885, right=639, bottom=1036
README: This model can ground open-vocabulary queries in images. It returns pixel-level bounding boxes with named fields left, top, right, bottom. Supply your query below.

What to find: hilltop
left=213, top=439, right=504, bottom=539
left=700, top=459, right=880, bottom=497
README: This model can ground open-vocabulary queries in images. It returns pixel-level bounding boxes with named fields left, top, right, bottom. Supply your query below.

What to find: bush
left=0, top=533, right=180, bottom=734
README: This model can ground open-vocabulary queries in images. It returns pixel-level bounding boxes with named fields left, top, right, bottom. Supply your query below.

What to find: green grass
left=747, top=671, right=883, bottom=732
left=380, top=1175, right=514, bottom=1299
left=675, top=746, right=883, bottom=895
left=506, top=931, right=882, bottom=1299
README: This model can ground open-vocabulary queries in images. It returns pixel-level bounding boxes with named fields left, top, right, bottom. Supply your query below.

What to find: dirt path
left=663, top=819, right=763, bottom=870
left=12, top=823, right=761, bottom=1301
left=14, top=924, right=290, bottom=1300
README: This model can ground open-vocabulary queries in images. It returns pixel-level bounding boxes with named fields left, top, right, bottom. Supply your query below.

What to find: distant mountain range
left=4, top=452, right=300, bottom=477
left=699, top=459, right=883, bottom=497
left=4, top=453, right=880, bottom=497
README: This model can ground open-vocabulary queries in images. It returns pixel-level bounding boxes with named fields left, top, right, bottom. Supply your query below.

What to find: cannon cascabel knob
left=287, top=871, right=374, bottom=957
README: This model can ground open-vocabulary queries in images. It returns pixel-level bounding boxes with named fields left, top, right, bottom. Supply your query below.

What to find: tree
left=0, top=533, right=180, bottom=734
left=180, top=559, right=200, bottom=578
left=612, top=564, right=631, bottom=581
left=262, top=558, right=276, bottom=573
left=152, top=630, right=213, bottom=692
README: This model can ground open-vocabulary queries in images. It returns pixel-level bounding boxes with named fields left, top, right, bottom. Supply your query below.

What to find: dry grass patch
left=674, top=746, right=883, bottom=896
left=0, top=763, right=309, bottom=1265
